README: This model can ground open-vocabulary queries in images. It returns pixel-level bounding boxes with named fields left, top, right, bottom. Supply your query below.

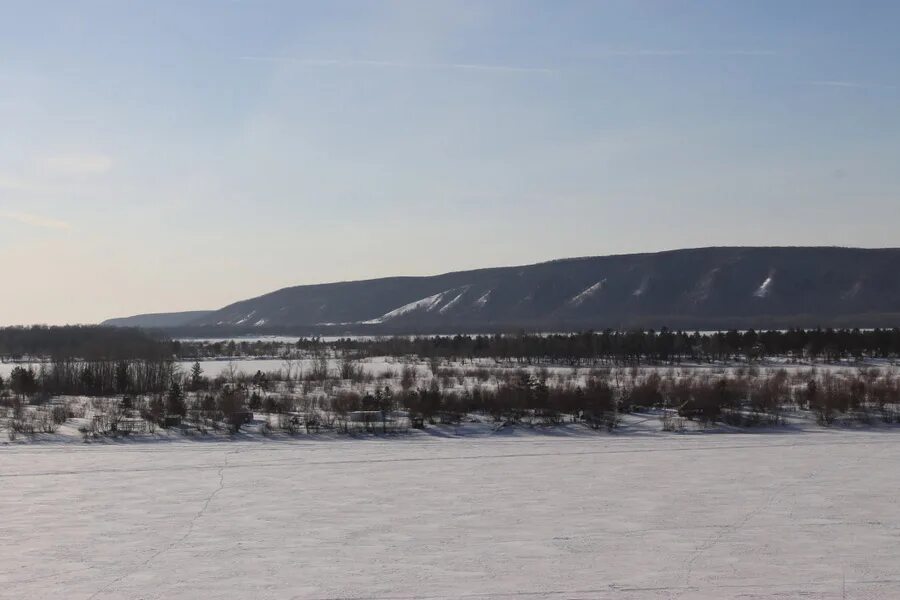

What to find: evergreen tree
left=114, top=361, right=130, bottom=394
left=9, top=366, right=38, bottom=399
left=166, top=381, right=186, bottom=417
left=189, top=361, right=204, bottom=391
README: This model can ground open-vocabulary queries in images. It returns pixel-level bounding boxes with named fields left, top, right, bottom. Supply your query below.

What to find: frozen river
left=2, top=431, right=899, bottom=598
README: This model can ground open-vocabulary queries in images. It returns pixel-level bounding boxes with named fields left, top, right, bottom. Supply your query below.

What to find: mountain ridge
left=103, top=247, right=900, bottom=332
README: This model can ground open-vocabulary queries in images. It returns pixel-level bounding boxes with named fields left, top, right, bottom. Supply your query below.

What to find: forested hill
left=104, top=247, right=900, bottom=333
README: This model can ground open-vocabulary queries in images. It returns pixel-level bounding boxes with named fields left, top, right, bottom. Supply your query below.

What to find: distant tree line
left=2, top=360, right=176, bottom=398
left=0, top=326, right=167, bottom=360
left=166, top=328, right=900, bottom=365
left=292, top=328, right=900, bottom=364
left=5, top=326, right=899, bottom=366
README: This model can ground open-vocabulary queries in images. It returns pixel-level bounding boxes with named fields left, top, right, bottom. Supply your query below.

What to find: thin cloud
left=805, top=80, right=896, bottom=90
left=42, top=153, right=113, bottom=177
left=239, top=56, right=554, bottom=74
left=0, top=211, right=71, bottom=230
left=724, top=50, right=778, bottom=56
left=589, top=49, right=777, bottom=58
left=0, top=174, right=52, bottom=194
left=593, top=49, right=693, bottom=57
left=0, top=154, right=112, bottom=195
left=807, top=80, right=867, bottom=88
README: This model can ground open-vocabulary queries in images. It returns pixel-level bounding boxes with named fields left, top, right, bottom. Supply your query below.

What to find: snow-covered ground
left=5, top=355, right=896, bottom=381
left=2, top=431, right=899, bottom=599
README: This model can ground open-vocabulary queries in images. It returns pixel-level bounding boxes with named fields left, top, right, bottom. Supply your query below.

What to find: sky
left=1, top=0, right=898, bottom=325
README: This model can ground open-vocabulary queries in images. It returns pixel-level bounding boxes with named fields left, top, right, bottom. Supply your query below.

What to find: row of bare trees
left=392, top=367, right=900, bottom=429
left=5, top=357, right=900, bottom=441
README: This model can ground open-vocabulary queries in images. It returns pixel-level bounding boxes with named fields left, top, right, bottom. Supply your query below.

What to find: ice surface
left=2, top=432, right=899, bottom=599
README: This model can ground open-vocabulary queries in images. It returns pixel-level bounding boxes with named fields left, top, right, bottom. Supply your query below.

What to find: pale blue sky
left=1, top=1, right=898, bottom=324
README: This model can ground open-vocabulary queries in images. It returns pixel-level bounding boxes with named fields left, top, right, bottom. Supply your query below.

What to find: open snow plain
left=3, top=432, right=900, bottom=599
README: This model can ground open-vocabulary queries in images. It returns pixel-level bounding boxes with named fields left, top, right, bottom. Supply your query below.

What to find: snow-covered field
left=3, top=432, right=899, bottom=599
left=5, top=356, right=897, bottom=382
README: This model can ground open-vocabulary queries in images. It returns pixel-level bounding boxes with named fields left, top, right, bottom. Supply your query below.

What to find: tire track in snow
left=297, top=577, right=900, bottom=600
left=678, top=441, right=878, bottom=593
left=3, top=436, right=896, bottom=480
left=83, top=450, right=236, bottom=600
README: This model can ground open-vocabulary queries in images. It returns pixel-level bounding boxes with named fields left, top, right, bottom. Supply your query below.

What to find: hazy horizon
left=2, top=1, right=899, bottom=325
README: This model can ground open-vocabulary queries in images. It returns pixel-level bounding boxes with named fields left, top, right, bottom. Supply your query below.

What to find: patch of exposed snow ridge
left=632, top=277, right=650, bottom=297
left=439, top=287, right=470, bottom=314
left=317, top=286, right=474, bottom=325
left=842, top=280, right=863, bottom=300
left=754, top=275, right=774, bottom=298
left=473, top=290, right=492, bottom=308
left=689, top=268, right=720, bottom=304
left=361, top=289, right=456, bottom=324
left=235, top=311, right=256, bottom=325
left=569, top=279, right=605, bottom=306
